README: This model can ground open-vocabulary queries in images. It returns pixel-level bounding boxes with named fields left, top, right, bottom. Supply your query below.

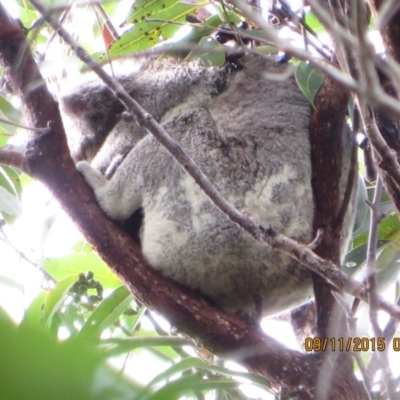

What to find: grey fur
left=60, top=54, right=356, bottom=316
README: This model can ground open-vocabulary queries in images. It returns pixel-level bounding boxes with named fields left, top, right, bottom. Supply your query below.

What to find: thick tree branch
left=309, top=73, right=349, bottom=338
left=0, top=149, right=24, bottom=169
left=308, top=54, right=356, bottom=397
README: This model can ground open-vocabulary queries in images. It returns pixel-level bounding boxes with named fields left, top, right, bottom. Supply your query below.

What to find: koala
left=60, top=54, right=357, bottom=316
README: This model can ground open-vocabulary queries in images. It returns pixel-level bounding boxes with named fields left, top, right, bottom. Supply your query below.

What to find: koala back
left=64, top=54, right=355, bottom=316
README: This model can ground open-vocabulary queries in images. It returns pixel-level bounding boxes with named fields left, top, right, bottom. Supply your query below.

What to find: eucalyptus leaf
left=183, top=11, right=241, bottom=45
left=100, top=336, right=195, bottom=357
left=353, top=174, right=369, bottom=235
left=78, top=285, right=133, bottom=338
left=43, top=275, right=78, bottom=327
left=343, top=240, right=389, bottom=275
left=0, top=274, right=24, bottom=292
left=186, top=36, right=225, bottom=67
left=305, top=10, right=324, bottom=31
left=138, top=357, right=272, bottom=400
left=1, top=309, right=141, bottom=400
left=352, top=212, right=400, bottom=248
left=125, top=0, right=179, bottom=25
left=0, top=186, right=22, bottom=218
left=44, top=253, right=121, bottom=289
left=0, top=95, right=22, bottom=136
left=145, top=376, right=237, bottom=400
left=295, top=62, right=324, bottom=107
left=348, top=241, right=400, bottom=293
left=13, top=0, right=37, bottom=10
left=20, top=291, right=48, bottom=329
left=97, top=1, right=205, bottom=60
left=0, top=166, right=22, bottom=198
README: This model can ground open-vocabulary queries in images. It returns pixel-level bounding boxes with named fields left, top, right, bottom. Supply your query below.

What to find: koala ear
left=59, top=78, right=126, bottom=163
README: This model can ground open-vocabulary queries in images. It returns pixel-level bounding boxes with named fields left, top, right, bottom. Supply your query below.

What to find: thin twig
left=366, top=174, right=396, bottom=399
left=0, top=223, right=55, bottom=283
left=309, top=228, right=324, bottom=250
left=374, top=0, right=400, bottom=32
left=0, top=116, right=49, bottom=132
left=367, top=294, right=400, bottom=380
left=357, top=101, right=400, bottom=190
left=366, top=175, right=383, bottom=333
left=237, top=0, right=400, bottom=119
left=94, top=2, right=120, bottom=41
left=37, top=6, right=70, bottom=62
left=331, top=291, right=374, bottom=397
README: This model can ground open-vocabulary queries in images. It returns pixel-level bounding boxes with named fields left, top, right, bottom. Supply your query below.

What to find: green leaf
left=353, top=174, right=369, bottom=235
left=78, top=285, right=133, bottom=338
left=44, top=253, right=122, bottom=289
left=97, top=1, right=206, bottom=60
left=345, top=241, right=400, bottom=293
left=295, top=62, right=324, bottom=107
left=72, top=239, right=95, bottom=254
left=43, top=275, right=78, bottom=327
left=0, top=274, right=24, bottom=292
left=343, top=240, right=389, bottom=275
left=99, top=0, right=120, bottom=17
left=0, top=310, right=141, bottom=400
left=378, top=213, right=400, bottom=240
left=13, top=0, right=36, bottom=10
left=304, top=11, right=324, bottom=31
left=0, top=166, right=23, bottom=223
left=0, top=165, right=22, bottom=197
left=0, top=95, right=23, bottom=136
left=7, top=4, right=39, bottom=31
left=0, top=186, right=23, bottom=218
left=352, top=211, right=400, bottom=248
left=373, top=241, right=400, bottom=290
left=183, top=11, right=241, bottom=45
left=147, top=376, right=237, bottom=400
left=124, top=0, right=180, bottom=25
left=138, top=357, right=272, bottom=400
left=186, top=37, right=225, bottom=67
left=61, top=303, right=85, bottom=335
left=0, top=130, right=9, bottom=148
left=21, top=291, right=47, bottom=329
left=100, top=336, right=195, bottom=357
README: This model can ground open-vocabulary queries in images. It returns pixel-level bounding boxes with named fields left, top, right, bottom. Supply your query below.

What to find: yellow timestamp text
left=304, top=337, right=397, bottom=352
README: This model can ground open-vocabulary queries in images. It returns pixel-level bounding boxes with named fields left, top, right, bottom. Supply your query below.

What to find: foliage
left=1, top=0, right=400, bottom=399
left=1, top=251, right=274, bottom=399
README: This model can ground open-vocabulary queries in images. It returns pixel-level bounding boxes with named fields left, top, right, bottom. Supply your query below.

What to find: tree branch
left=0, top=149, right=24, bottom=169
left=25, top=0, right=400, bottom=321
left=0, top=0, right=321, bottom=390
left=233, top=0, right=400, bottom=121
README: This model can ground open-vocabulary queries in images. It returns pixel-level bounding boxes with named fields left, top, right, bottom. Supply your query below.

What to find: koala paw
left=76, top=160, right=91, bottom=172
left=76, top=160, right=107, bottom=189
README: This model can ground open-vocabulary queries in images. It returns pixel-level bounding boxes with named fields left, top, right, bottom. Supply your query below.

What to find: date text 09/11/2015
left=304, top=337, right=398, bottom=352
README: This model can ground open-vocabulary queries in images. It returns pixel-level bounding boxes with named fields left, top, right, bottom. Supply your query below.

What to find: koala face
left=63, top=54, right=355, bottom=316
